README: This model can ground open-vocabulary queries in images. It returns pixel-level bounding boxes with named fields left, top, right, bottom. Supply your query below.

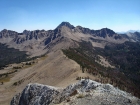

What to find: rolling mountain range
left=0, top=22, right=140, bottom=57
left=0, top=22, right=140, bottom=105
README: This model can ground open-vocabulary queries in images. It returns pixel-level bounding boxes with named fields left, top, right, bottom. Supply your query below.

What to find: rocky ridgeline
left=0, top=28, right=64, bottom=56
left=0, top=22, right=140, bottom=45
left=0, top=22, right=140, bottom=56
left=11, top=79, right=140, bottom=105
left=0, top=29, right=62, bottom=44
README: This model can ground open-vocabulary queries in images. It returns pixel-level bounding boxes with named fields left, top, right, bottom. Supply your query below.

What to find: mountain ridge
left=0, top=22, right=140, bottom=104
left=0, top=22, right=139, bottom=57
left=1, top=22, right=139, bottom=44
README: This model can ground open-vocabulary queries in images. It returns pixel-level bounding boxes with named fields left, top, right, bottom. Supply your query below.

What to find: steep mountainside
left=62, top=41, right=140, bottom=98
left=0, top=29, right=64, bottom=56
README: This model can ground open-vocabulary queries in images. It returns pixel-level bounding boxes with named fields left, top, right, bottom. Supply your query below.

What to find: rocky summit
left=11, top=79, right=140, bottom=105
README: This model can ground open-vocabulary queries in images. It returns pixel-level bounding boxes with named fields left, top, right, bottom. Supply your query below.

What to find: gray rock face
left=11, top=79, right=140, bottom=105
left=11, top=83, right=60, bottom=105
left=0, top=29, right=18, bottom=38
left=0, top=28, right=62, bottom=44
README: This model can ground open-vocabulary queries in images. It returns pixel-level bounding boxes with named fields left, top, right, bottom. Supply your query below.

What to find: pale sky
left=0, top=0, right=140, bottom=32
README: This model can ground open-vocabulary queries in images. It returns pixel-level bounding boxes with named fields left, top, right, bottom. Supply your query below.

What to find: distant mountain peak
left=127, top=30, right=140, bottom=33
left=100, top=28, right=116, bottom=34
left=22, top=30, right=31, bottom=35
left=0, top=29, right=18, bottom=34
left=1, top=29, right=8, bottom=32
left=101, top=28, right=115, bottom=32
left=56, top=22, right=75, bottom=29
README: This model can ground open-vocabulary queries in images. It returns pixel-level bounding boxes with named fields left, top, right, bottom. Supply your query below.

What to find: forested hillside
left=100, top=42, right=140, bottom=84
left=0, top=44, right=28, bottom=69
left=62, top=41, right=140, bottom=98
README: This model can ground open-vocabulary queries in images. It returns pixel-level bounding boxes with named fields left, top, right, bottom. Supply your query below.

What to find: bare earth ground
left=0, top=50, right=99, bottom=105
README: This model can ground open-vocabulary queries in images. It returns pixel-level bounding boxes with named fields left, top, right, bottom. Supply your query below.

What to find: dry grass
left=40, top=55, right=48, bottom=60
left=77, top=93, right=85, bottom=98
left=0, top=77, right=10, bottom=83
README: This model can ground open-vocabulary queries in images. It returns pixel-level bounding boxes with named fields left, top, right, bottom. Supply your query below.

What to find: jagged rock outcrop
left=11, top=84, right=60, bottom=105
left=0, top=29, right=18, bottom=38
left=11, top=79, right=140, bottom=105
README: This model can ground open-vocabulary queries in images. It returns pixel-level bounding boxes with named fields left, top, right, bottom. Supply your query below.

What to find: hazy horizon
left=0, top=0, right=140, bottom=32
